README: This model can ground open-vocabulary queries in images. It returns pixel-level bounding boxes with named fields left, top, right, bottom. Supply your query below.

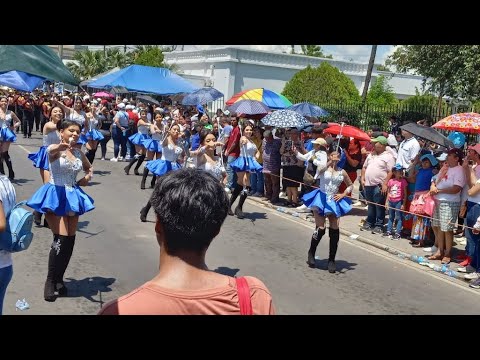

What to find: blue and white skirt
left=27, top=145, right=49, bottom=170
left=26, top=183, right=95, bottom=216
left=129, top=133, right=150, bottom=146
left=146, top=159, right=181, bottom=176
left=77, top=134, right=88, bottom=145
left=142, top=138, right=161, bottom=153
left=302, top=189, right=352, bottom=218
left=229, top=156, right=263, bottom=173
left=0, top=127, right=16, bottom=142
left=85, top=129, right=105, bottom=141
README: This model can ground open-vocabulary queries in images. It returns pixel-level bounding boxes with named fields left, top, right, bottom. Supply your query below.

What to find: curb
left=246, top=196, right=468, bottom=283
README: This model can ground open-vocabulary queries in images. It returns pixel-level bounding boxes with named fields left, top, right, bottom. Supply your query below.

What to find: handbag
left=303, top=167, right=315, bottom=185
left=236, top=277, right=253, bottom=315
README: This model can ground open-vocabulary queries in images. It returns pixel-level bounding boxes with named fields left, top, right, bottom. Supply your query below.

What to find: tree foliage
left=67, top=50, right=107, bottom=80
left=376, top=64, right=391, bottom=72
left=282, top=63, right=361, bottom=104
left=130, top=45, right=177, bottom=70
left=386, top=45, right=480, bottom=100
left=300, top=45, right=332, bottom=58
left=366, top=75, right=398, bottom=106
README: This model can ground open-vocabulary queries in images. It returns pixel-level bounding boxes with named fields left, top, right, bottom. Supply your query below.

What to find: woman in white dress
left=190, top=129, right=226, bottom=183
left=0, top=96, right=21, bottom=179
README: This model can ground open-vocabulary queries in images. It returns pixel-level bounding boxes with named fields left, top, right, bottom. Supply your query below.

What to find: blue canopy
left=0, top=70, right=44, bottom=92
left=87, top=65, right=199, bottom=95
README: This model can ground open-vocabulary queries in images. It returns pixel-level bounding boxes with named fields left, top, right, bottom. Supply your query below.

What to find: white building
left=164, top=46, right=425, bottom=102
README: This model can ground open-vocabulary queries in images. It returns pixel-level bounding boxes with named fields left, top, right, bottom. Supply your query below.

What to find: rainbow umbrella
left=226, top=88, right=292, bottom=109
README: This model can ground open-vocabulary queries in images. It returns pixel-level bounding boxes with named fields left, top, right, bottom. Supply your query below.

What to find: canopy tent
left=0, top=45, right=78, bottom=85
left=87, top=65, right=199, bottom=95
left=79, top=67, right=120, bottom=88
left=0, top=70, right=45, bottom=92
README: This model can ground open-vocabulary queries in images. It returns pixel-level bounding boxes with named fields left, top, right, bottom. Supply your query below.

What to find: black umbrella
left=136, top=94, right=160, bottom=106
left=400, top=122, right=454, bottom=148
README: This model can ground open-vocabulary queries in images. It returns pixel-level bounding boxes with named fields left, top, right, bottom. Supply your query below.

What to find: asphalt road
left=4, top=133, right=480, bottom=315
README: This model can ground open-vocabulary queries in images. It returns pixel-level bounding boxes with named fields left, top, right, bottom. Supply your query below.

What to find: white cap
left=122, top=98, right=128, bottom=103
left=83, top=95, right=90, bottom=101
left=125, top=104, right=134, bottom=110
left=154, top=107, right=164, bottom=113
left=117, top=103, right=126, bottom=109
left=387, top=134, right=398, bottom=146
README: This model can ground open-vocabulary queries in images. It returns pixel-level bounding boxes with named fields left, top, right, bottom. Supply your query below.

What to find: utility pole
left=362, top=45, right=377, bottom=102
left=58, top=45, right=64, bottom=60
left=291, top=45, right=295, bottom=54
left=124, top=45, right=127, bottom=53
left=103, top=45, right=106, bottom=57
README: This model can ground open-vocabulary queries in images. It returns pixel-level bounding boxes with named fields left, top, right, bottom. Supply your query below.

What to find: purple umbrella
left=227, top=99, right=270, bottom=115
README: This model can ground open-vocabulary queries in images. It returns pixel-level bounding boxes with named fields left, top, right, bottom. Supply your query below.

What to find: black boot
left=228, top=184, right=243, bottom=216
left=328, top=228, right=340, bottom=273
left=3, top=151, right=14, bottom=180
left=235, top=189, right=248, bottom=219
left=44, top=234, right=60, bottom=302
left=55, top=235, right=75, bottom=296
left=140, top=201, right=151, bottom=222
left=150, top=174, right=157, bottom=188
left=0, top=152, right=4, bottom=175
left=133, top=154, right=145, bottom=175
left=43, top=217, right=50, bottom=228
left=307, top=227, right=326, bottom=267
left=140, top=167, right=149, bottom=190
left=86, top=148, right=96, bottom=164
left=124, top=155, right=139, bottom=175
left=33, top=211, right=42, bottom=226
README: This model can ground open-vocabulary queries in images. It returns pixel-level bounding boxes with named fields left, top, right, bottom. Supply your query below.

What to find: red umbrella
left=92, top=91, right=114, bottom=98
left=323, top=124, right=371, bottom=141
left=432, top=112, right=480, bottom=134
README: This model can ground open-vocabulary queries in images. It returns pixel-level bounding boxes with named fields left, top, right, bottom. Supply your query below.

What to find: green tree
left=282, top=63, right=361, bottom=104
left=366, top=75, right=398, bottom=106
left=67, top=50, right=107, bottom=81
left=376, top=64, right=391, bottom=72
left=300, top=45, right=332, bottom=58
left=105, top=48, right=129, bottom=69
left=130, top=45, right=178, bottom=71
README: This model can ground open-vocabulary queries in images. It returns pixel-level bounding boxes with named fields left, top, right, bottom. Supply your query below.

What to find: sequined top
left=319, top=169, right=345, bottom=198
left=48, top=147, right=84, bottom=188
left=240, top=140, right=257, bottom=158
left=43, top=130, right=61, bottom=146
left=88, top=118, right=100, bottom=131
left=161, top=143, right=183, bottom=162
left=66, top=111, right=86, bottom=127
left=198, top=158, right=225, bottom=181
left=137, top=122, right=150, bottom=135
left=0, top=111, right=13, bottom=128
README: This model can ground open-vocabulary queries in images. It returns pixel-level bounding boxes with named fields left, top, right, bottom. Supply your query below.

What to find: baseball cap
left=436, top=153, right=447, bottom=161
left=387, top=134, right=398, bottom=146
left=468, top=144, right=480, bottom=155
left=371, top=135, right=388, bottom=145
left=312, top=138, right=327, bottom=147
left=122, top=98, right=128, bottom=103
left=392, top=163, right=403, bottom=171
left=117, top=103, right=126, bottom=109
left=448, top=131, right=466, bottom=149
left=420, top=153, right=439, bottom=167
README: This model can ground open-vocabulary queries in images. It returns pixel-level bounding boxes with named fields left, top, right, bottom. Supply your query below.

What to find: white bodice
left=0, top=111, right=13, bottom=128
left=319, top=169, right=344, bottom=198
left=161, top=143, right=182, bottom=162
left=67, top=111, right=86, bottom=127
left=240, top=140, right=257, bottom=158
left=48, top=147, right=83, bottom=187
left=43, top=130, right=60, bottom=146
left=198, top=158, right=225, bottom=181
left=138, top=123, right=150, bottom=135
left=88, top=118, right=99, bottom=131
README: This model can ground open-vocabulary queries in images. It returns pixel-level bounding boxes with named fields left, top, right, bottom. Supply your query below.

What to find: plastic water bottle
left=441, top=264, right=449, bottom=273
left=433, top=265, right=442, bottom=272
left=445, top=269, right=457, bottom=277
left=276, top=207, right=284, bottom=213
left=410, top=254, right=419, bottom=262
left=397, top=253, right=406, bottom=259
left=417, top=256, right=425, bottom=264
left=291, top=212, right=299, bottom=217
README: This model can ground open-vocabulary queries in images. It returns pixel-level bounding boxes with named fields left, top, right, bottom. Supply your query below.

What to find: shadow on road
left=93, top=170, right=111, bottom=176
left=311, top=259, right=357, bottom=274
left=244, top=212, right=267, bottom=222
left=88, top=182, right=102, bottom=186
left=12, top=178, right=34, bottom=186
left=213, top=266, right=240, bottom=277
left=63, top=276, right=116, bottom=304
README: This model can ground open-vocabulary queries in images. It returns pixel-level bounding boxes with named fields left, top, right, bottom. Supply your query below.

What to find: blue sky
left=87, top=45, right=396, bottom=64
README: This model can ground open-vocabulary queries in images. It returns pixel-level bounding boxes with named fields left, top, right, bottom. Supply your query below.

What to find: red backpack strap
left=236, top=277, right=253, bottom=315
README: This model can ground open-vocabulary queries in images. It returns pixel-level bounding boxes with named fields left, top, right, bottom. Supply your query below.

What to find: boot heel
left=307, top=252, right=316, bottom=267
left=44, top=280, right=56, bottom=302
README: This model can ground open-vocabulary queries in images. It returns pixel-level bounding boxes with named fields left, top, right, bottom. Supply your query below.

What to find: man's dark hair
left=150, top=169, right=229, bottom=255
left=370, top=125, right=382, bottom=132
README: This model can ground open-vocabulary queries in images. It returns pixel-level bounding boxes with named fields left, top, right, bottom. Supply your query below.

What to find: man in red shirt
left=224, top=116, right=241, bottom=192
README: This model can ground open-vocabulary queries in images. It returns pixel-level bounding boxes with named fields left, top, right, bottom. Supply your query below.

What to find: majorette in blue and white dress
left=84, top=118, right=104, bottom=141
left=66, top=111, right=88, bottom=145
left=142, top=128, right=162, bottom=153
left=229, top=140, right=263, bottom=173
left=0, top=111, right=17, bottom=142
left=146, top=142, right=182, bottom=176
left=129, top=121, right=151, bottom=147
left=197, top=157, right=226, bottom=182
left=27, top=130, right=61, bottom=170
left=26, top=146, right=95, bottom=216
left=302, top=168, right=352, bottom=218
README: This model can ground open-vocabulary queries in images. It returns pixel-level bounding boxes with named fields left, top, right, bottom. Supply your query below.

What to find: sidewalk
left=246, top=194, right=472, bottom=285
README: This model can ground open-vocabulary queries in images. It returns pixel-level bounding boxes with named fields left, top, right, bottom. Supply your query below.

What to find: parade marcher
left=98, top=169, right=275, bottom=315
left=140, top=111, right=163, bottom=189
left=190, top=129, right=226, bottom=183
left=53, top=97, right=88, bottom=148
left=26, top=120, right=95, bottom=302
left=0, top=175, right=16, bottom=315
left=97, top=105, right=113, bottom=160
left=140, top=123, right=184, bottom=222
left=302, top=149, right=353, bottom=273
left=228, top=124, right=263, bottom=219
left=27, top=105, right=63, bottom=226
left=124, top=109, right=150, bottom=175
left=0, top=96, right=21, bottom=180
left=83, top=103, right=104, bottom=164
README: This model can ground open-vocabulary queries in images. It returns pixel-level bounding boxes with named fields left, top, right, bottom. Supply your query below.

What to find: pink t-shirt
left=387, top=178, right=408, bottom=202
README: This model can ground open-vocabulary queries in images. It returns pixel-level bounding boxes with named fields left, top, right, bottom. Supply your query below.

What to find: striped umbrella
left=226, top=88, right=292, bottom=109
left=227, top=99, right=270, bottom=115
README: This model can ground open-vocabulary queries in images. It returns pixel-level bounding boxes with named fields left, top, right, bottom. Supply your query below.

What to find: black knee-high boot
left=44, top=234, right=60, bottom=302
left=55, top=235, right=75, bottom=296
left=140, top=167, right=150, bottom=189
left=86, top=148, right=97, bottom=164
left=124, top=154, right=139, bottom=175
left=228, top=183, right=243, bottom=216
left=328, top=228, right=340, bottom=273
left=307, top=227, right=326, bottom=267
left=33, top=210, right=42, bottom=226
left=140, top=200, right=152, bottom=222
left=133, top=154, right=145, bottom=175
left=235, top=187, right=249, bottom=219
left=150, top=174, right=157, bottom=188
left=0, top=152, right=4, bottom=175
left=3, top=151, right=14, bottom=180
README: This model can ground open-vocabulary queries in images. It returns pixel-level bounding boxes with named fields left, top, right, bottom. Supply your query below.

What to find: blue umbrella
left=287, top=102, right=329, bottom=118
left=0, top=70, right=44, bottom=92
left=182, top=87, right=223, bottom=106
left=261, top=110, right=311, bottom=128
left=227, top=99, right=270, bottom=115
